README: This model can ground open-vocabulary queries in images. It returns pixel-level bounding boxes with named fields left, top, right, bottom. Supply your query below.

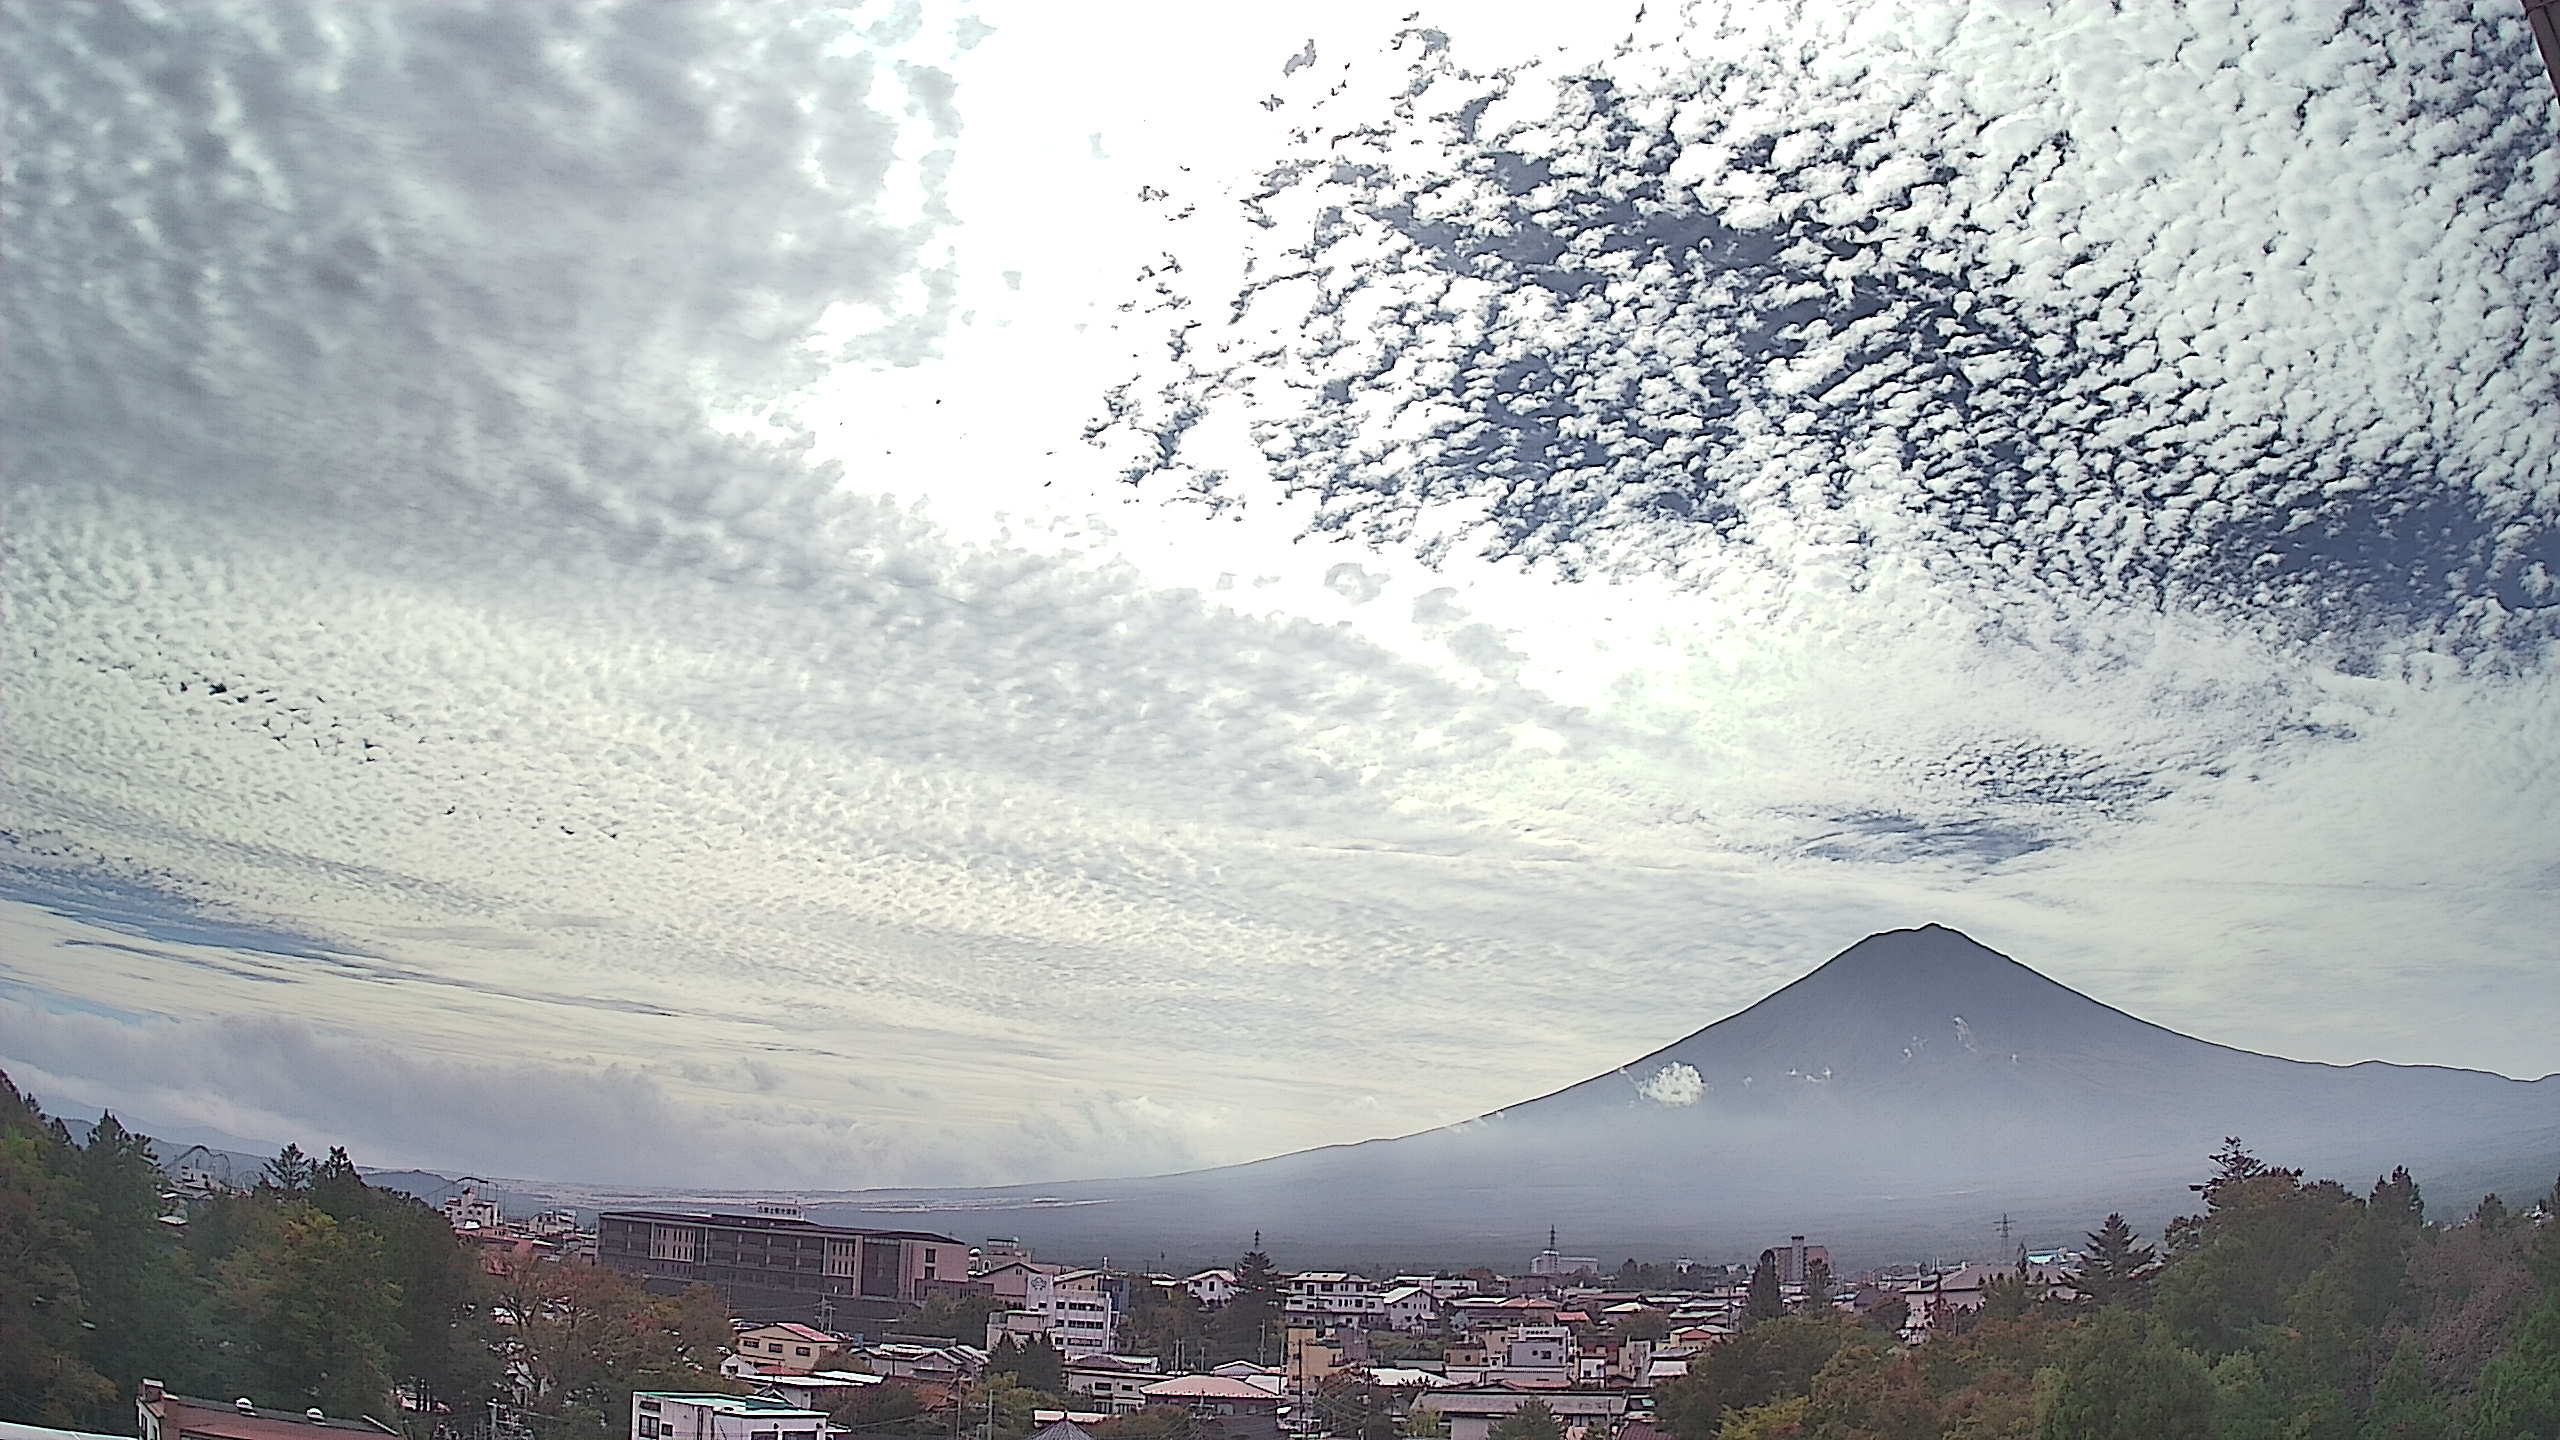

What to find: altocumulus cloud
left=2, top=0, right=2558, bottom=1188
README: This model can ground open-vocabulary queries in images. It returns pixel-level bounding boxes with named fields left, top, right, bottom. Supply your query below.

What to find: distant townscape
left=6, top=1069, right=2558, bottom=1440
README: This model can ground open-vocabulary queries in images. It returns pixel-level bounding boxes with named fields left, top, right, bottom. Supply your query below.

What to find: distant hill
left=47, top=927, right=2560, bottom=1269
left=790, top=926, right=2560, bottom=1267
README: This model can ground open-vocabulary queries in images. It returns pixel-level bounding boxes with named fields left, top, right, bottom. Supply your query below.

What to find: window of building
left=638, top=1419, right=661, bottom=1438
left=824, top=1239, right=857, bottom=1279
left=650, top=1226, right=697, bottom=1263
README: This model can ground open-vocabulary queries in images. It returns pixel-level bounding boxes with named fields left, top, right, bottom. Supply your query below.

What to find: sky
left=2, top=0, right=2556, bottom=1191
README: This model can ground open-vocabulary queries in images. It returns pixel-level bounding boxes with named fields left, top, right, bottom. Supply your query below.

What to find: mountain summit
left=816, top=926, right=2560, bottom=1261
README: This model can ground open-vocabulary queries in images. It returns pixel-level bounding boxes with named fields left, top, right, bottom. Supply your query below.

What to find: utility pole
left=1994, top=1214, right=2014, bottom=1250
left=2527, top=0, right=2560, bottom=102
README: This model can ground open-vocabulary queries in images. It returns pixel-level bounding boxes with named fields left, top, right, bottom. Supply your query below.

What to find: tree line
left=0, top=1072, right=728, bottom=1439
left=1652, top=1140, right=2560, bottom=1439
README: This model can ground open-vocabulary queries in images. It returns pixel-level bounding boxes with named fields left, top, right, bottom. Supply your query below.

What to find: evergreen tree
left=263, top=1143, right=315, bottom=1196
left=72, top=1112, right=183, bottom=1405
left=1799, top=1256, right=1833, bottom=1310
left=2473, top=1193, right=2510, bottom=1230
left=1744, top=1254, right=1783, bottom=1323
left=1210, top=1247, right=1287, bottom=1364
left=2468, top=1291, right=2560, bottom=1439
left=2371, top=1166, right=2425, bottom=1227
left=1000, top=1335, right=1064, bottom=1394
left=2073, top=1213, right=2159, bottom=1307
left=0, top=1075, right=117, bottom=1427
left=1486, top=1400, right=1563, bottom=1440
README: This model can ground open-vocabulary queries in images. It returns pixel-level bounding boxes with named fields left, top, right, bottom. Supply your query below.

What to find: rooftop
left=603, top=1210, right=961, bottom=1245
left=153, top=1396, right=398, bottom=1440
left=638, top=1395, right=826, bottom=1417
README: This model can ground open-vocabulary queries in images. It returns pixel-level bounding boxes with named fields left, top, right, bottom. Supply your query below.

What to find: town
left=8, top=1097, right=2556, bottom=1440
left=416, top=1188, right=2090, bottom=1440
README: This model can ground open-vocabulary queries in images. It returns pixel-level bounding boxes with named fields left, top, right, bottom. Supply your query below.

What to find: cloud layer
left=3, top=0, right=2556, bottom=1189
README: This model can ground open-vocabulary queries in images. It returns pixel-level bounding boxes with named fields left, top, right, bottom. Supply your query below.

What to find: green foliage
left=1208, top=1249, right=1286, bottom=1364
left=1115, top=1283, right=1208, bottom=1367
left=2073, top=1214, right=2159, bottom=1309
left=1616, top=1308, right=1672, bottom=1342
left=990, top=1333, right=1063, bottom=1394
left=2038, top=1308, right=2213, bottom=1440
left=907, top=1290, right=1004, bottom=1341
left=0, top=1076, right=118, bottom=1427
left=1711, top=1395, right=1804, bottom=1440
left=0, top=1071, right=741, bottom=1440
left=1801, top=1258, right=1834, bottom=1311
left=1656, top=1314, right=1867, bottom=1439
left=2467, top=1292, right=2560, bottom=1440
left=1746, top=1254, right=1784, bottom=1324
left=1307, top=1373, right=1399, bottom=1440
left=1487, top=1399, right=1564, bottom=1440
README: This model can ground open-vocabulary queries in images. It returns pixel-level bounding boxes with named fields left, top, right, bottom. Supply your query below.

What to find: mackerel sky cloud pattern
left=2, top=0, right=2556, bottom=1188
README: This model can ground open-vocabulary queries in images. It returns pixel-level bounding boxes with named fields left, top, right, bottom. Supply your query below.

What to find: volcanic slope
left=811, top=927, right=2558, bottom=1261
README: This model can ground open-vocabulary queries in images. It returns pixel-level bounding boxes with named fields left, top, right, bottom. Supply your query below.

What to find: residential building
left=1393, top=1276, right=1481, bottom=1301
left=752, top=1375, right=885, bottom=1412
left=1377, top=1286, right=1440, bottom=1332
left=1503, top=1325, right=1574, bottom=1370
left=598, top=1211, right=965, bottom=1321
left=978, top=1238, right=1033, bottom=1269
left=441, top=1184, right=501, bottom=1232
left=1063, top=1355, right=1165, bottom=1414
left=137, top=1384, right=396, bottom=1440
left=1284, top=1273, right=1384, bottom=1328
left=1183, top=1269, right=1237, bottom=1308
left=1417, top=1390, right=1628, bottom=1440
left=1136, top=1376, right=1285, bottom=1419
left=630, top=1394, right=828, bottom=1440
left=734, top=1324, right=844, bottom=1374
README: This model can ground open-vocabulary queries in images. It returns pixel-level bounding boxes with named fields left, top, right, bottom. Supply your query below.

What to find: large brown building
left=597, top=1210, right=965, bottom=1323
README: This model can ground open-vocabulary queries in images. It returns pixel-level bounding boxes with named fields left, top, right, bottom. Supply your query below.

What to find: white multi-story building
left=441, top=1183, right=501, bottom=1232
left=1285, top=1273, right=1384, bottom=1328
left=633, top=1394, right=829, bottom=1440
left=986, top=1268, right=1118, bottom=1357
left=1182, top=1269, right=1236, bottom=1308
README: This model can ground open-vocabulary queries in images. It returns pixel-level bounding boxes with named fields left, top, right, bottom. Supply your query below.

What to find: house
left=1025, top=1423, right=1096, bottom=1440
left=598, top=1211, right=964, bottom=1321
left=734, top=1324, right=844, bottom=1374
left=1415, top=1390, right=1628, bottom=1440
left=1137, top=1376, right=1285, bottom=1416
left=1183, top=1269, right=1237, bottom=1308
left=754, top=1374, right=883, bottom=1411
left=137, top=1385, right=397, bottom=1440
left=1378, top=1286, right=1440, bottom=1332
left=1897, top=1259, right=2079, bottom=1335
left=979, top=1260, right=1071, bottom=1305
left=1393, top=1275, right=1481, bottom=1301
left=1504, top=1326, right=1574, bottom=1371
left=1063, top=1355, right=1164, bottom=1414
left=629, top=1394, right=829, bottom=1440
